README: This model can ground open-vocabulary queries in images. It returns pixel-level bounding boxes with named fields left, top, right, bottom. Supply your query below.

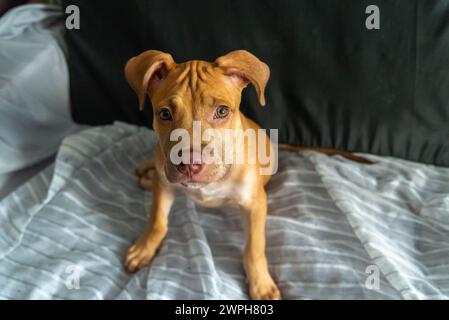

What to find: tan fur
left=124, top=50, right=280, bottom=299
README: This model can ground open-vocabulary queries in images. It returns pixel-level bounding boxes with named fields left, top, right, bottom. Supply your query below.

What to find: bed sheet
left=0, top=122, right=448, bottom=299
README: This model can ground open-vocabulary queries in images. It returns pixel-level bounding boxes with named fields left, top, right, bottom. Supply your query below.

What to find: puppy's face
left=125, top=50, right=269, bottom=188
left=150, top=61, right=241, bottom=187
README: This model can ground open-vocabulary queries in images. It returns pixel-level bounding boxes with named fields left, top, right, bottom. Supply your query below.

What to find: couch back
left=63, top=0, right=449, bottom=166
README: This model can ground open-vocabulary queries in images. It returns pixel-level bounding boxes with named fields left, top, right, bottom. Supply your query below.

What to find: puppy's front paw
left=124, top=238, right=156, bottom=273
left=249, top=277, right=281, bottom=300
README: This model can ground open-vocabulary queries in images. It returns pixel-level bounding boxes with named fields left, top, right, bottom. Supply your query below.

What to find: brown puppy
left=124, top=49, right=281, bottom=300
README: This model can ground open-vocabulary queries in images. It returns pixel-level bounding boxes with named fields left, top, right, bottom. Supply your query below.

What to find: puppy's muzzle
left=176, top=151, right=205, bottom=178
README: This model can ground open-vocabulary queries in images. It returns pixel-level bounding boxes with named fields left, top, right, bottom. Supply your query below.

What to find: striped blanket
left=0, top=122, right=448, bottom=299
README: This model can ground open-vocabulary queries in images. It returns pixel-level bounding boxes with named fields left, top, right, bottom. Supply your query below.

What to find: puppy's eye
left=159, top=108, right=173, bottom=121
left=214, top=105, right=230, bottom=119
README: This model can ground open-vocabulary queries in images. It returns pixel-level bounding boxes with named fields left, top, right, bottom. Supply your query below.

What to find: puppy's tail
left=277, top=144, right=375, bottom=164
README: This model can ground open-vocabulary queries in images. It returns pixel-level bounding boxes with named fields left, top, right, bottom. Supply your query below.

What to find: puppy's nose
left=176, top=162, right=204, bottom=176
left=176, top=151, right=204, bottom=176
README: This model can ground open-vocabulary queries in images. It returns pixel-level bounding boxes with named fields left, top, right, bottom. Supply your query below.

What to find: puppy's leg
left=125, top=174, right=174, bottom=272
left=241, top=187, right=281, bottom=300
left=136, top=160, right=155, bottom=190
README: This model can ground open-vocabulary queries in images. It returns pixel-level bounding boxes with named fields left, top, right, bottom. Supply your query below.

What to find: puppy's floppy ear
left=215, top=50, right=270, bottom=106
left=124, top=50, right=175, bottom=111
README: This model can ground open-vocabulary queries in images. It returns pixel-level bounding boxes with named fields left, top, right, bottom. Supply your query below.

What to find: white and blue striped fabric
left=0, top=122, right=448, bottom=299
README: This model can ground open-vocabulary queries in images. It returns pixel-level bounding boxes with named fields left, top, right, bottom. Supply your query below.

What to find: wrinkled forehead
left=150, top=60, right=240, bottom=107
